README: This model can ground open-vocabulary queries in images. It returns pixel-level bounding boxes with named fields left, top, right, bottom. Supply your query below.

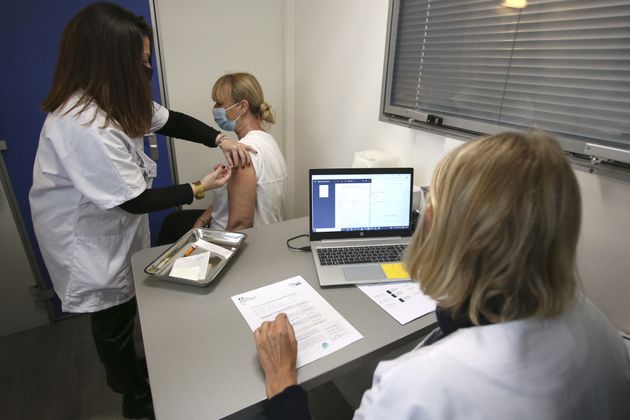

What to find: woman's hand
left=200, top=164, right=231, bottom=191
left=254, top=313, right=298, bottom=398
left=219, top=138, right=257, bottom=168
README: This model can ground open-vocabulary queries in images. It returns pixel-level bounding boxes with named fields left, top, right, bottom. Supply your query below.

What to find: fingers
left=256, top=320, right=270, bottom=337
left=283, top=314, right=296, bottom=340
left=238, top=149, right=248, bottom=168
left=255, top=315, right=287, bottom=338
left=215, top=164, right=230, bottom=179
left=221, top=141, right=254, bottom=168
left=232, top=149, right=243, bottom=168
left=225, top=153, right=234, bottom=168
left=241, top=145, right=254, bottom=165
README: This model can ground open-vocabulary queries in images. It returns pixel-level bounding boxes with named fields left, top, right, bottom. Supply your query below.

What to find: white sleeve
left=240, top=136, right=262, bottom=177
left=150, top=101, right=169, bottom=133
left=51, top=120, right=147, bottom=210
left=353, top=358, right=434, bottom=420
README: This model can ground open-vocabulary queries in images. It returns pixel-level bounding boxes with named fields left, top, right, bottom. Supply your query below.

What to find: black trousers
left=90, top=298, right=147, bottom=396
left=157, top=209, right=203, bottom=245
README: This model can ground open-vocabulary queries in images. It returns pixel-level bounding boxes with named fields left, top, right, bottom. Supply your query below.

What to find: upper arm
left=226, top=164, right=257, bottom=230
left=150, top=102, right=169, bottom=133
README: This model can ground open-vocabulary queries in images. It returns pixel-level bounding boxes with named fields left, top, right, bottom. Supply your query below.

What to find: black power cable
left=286, top=234, right=311, bottom=252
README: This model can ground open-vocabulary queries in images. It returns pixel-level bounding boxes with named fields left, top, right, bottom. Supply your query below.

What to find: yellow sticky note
left=381, top=263, right=410, bottom=280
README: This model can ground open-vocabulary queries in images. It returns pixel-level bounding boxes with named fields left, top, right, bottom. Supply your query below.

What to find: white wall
left=574, top=169, right=630, bottom=334
left=291, top=0, right=630, bottom=333
left=155, top=0, right=285, bottom=209
left=292, top=0, right=450, bottom=218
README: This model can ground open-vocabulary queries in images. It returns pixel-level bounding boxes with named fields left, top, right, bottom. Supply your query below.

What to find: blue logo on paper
left=321, top=342, right=329, bottom=349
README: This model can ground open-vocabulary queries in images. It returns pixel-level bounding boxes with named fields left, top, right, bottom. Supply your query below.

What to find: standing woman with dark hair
left=29, top=3, right=250, bottom=418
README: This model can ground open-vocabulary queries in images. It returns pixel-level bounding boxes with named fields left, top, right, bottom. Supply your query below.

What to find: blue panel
left=0, top=1, right=174, bottom=317
left=312, top=180, right=336, bottom=229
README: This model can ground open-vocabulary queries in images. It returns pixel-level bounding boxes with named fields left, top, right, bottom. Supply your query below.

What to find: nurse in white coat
left=253, top=132, right=630, bottom=419
left=28, top=3, right=250, bottom=419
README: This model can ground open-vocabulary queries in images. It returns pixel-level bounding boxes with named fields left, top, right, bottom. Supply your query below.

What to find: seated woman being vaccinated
left=159, top=73, right=287, bottom=243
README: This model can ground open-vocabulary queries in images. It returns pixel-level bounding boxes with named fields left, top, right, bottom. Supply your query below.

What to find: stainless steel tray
left=144, top=229, right=247, bottom=286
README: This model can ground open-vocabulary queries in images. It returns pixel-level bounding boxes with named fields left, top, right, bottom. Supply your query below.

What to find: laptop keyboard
left=316, top=244, right=407, bottom=266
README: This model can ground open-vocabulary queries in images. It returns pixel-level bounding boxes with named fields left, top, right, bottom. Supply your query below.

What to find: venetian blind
left=385, top=0, right=630, bottom=150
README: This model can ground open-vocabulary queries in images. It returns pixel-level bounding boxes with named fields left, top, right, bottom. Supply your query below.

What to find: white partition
left=0, top=147, right=49, bottom=336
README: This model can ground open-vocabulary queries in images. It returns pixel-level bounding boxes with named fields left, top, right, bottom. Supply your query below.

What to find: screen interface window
left=311, top=174, right=411, bottom=232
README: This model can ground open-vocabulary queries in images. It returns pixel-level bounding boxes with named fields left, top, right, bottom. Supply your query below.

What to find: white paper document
left=357, top=281, right=436, bottom=325
left=169, top=252, right=210, bottom=281
left=232, top=276, right=363, bottom=368
left=193, top=239, right=232, bottom=259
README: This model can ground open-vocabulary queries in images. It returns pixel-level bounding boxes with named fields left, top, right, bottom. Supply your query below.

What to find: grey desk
left=131, top=217, right=437, bottom=419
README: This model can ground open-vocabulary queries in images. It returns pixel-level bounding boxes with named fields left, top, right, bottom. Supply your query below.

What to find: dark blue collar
left=423, top=306, right=491, bottom=346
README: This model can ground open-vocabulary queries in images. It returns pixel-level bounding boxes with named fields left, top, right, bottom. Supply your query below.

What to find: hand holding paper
left=232, top=276, right=362, bottom=368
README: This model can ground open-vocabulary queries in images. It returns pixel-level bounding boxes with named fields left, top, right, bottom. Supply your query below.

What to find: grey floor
left=0, top=315, right=354, bottom=420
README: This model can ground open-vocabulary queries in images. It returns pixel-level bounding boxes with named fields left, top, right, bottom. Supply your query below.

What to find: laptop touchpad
left=342, top=265, right=387, bottom=281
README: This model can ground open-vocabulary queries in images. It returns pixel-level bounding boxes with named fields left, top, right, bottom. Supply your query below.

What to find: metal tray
left=144, top=229, right=247, bottom=287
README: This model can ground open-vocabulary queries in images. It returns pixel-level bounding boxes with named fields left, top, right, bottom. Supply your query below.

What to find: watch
left=193, top=181, right=205, bottom=200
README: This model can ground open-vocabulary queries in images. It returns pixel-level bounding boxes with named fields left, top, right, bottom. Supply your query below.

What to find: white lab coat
left=29, top=93, right=168, bottom=313
left=354, top=297, right=630, bottom=420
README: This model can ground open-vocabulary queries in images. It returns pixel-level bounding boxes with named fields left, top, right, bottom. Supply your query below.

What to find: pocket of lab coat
left=134, top=149, right=157, bottom=180
left=68, top=234, right=131, bottom=295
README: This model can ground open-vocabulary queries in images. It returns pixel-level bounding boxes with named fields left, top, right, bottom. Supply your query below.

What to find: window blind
left=384, top=0, right=630, bottom=151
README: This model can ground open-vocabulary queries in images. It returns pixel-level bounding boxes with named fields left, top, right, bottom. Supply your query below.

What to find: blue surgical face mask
left=212, top=102, right=241, bottom=132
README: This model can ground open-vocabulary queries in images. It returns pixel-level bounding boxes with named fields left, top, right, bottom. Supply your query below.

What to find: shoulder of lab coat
left=354, top=298, right=630, bottom=420
left=150, top=101, right=169, bottom=132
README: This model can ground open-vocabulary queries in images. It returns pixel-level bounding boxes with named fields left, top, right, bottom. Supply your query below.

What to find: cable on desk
left=286, top=234, right=311, bottom=252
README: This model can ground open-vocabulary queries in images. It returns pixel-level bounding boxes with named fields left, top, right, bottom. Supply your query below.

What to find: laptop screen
left=309, top=168, right=414, bottom=240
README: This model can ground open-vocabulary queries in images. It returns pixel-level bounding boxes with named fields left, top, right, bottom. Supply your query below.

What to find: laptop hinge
left=318, top=236, right=403, bottom=243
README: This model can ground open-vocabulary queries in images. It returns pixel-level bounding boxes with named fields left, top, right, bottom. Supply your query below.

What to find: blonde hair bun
left=259, top=102, right=276, bottom=125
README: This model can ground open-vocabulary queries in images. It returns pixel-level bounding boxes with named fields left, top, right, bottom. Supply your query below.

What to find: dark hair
left=42, top=2, right=153, bottom=137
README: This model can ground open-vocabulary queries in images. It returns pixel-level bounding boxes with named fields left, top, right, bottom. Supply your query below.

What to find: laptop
left=309, top=167, right=414, bottom=286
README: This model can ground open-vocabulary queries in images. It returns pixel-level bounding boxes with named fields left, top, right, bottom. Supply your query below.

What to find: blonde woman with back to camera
left=253, top=131, right=630, bottom=419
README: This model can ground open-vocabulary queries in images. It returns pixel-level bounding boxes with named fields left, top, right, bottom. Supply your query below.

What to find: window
left=381, top=0, right=630, bottom=164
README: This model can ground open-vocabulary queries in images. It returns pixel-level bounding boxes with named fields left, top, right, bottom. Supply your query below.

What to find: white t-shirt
left=211, top=130, right=287, bottom=230
left=354, top=297, right=630, bottom=420
left=29, top=94, right=168, bottom=313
